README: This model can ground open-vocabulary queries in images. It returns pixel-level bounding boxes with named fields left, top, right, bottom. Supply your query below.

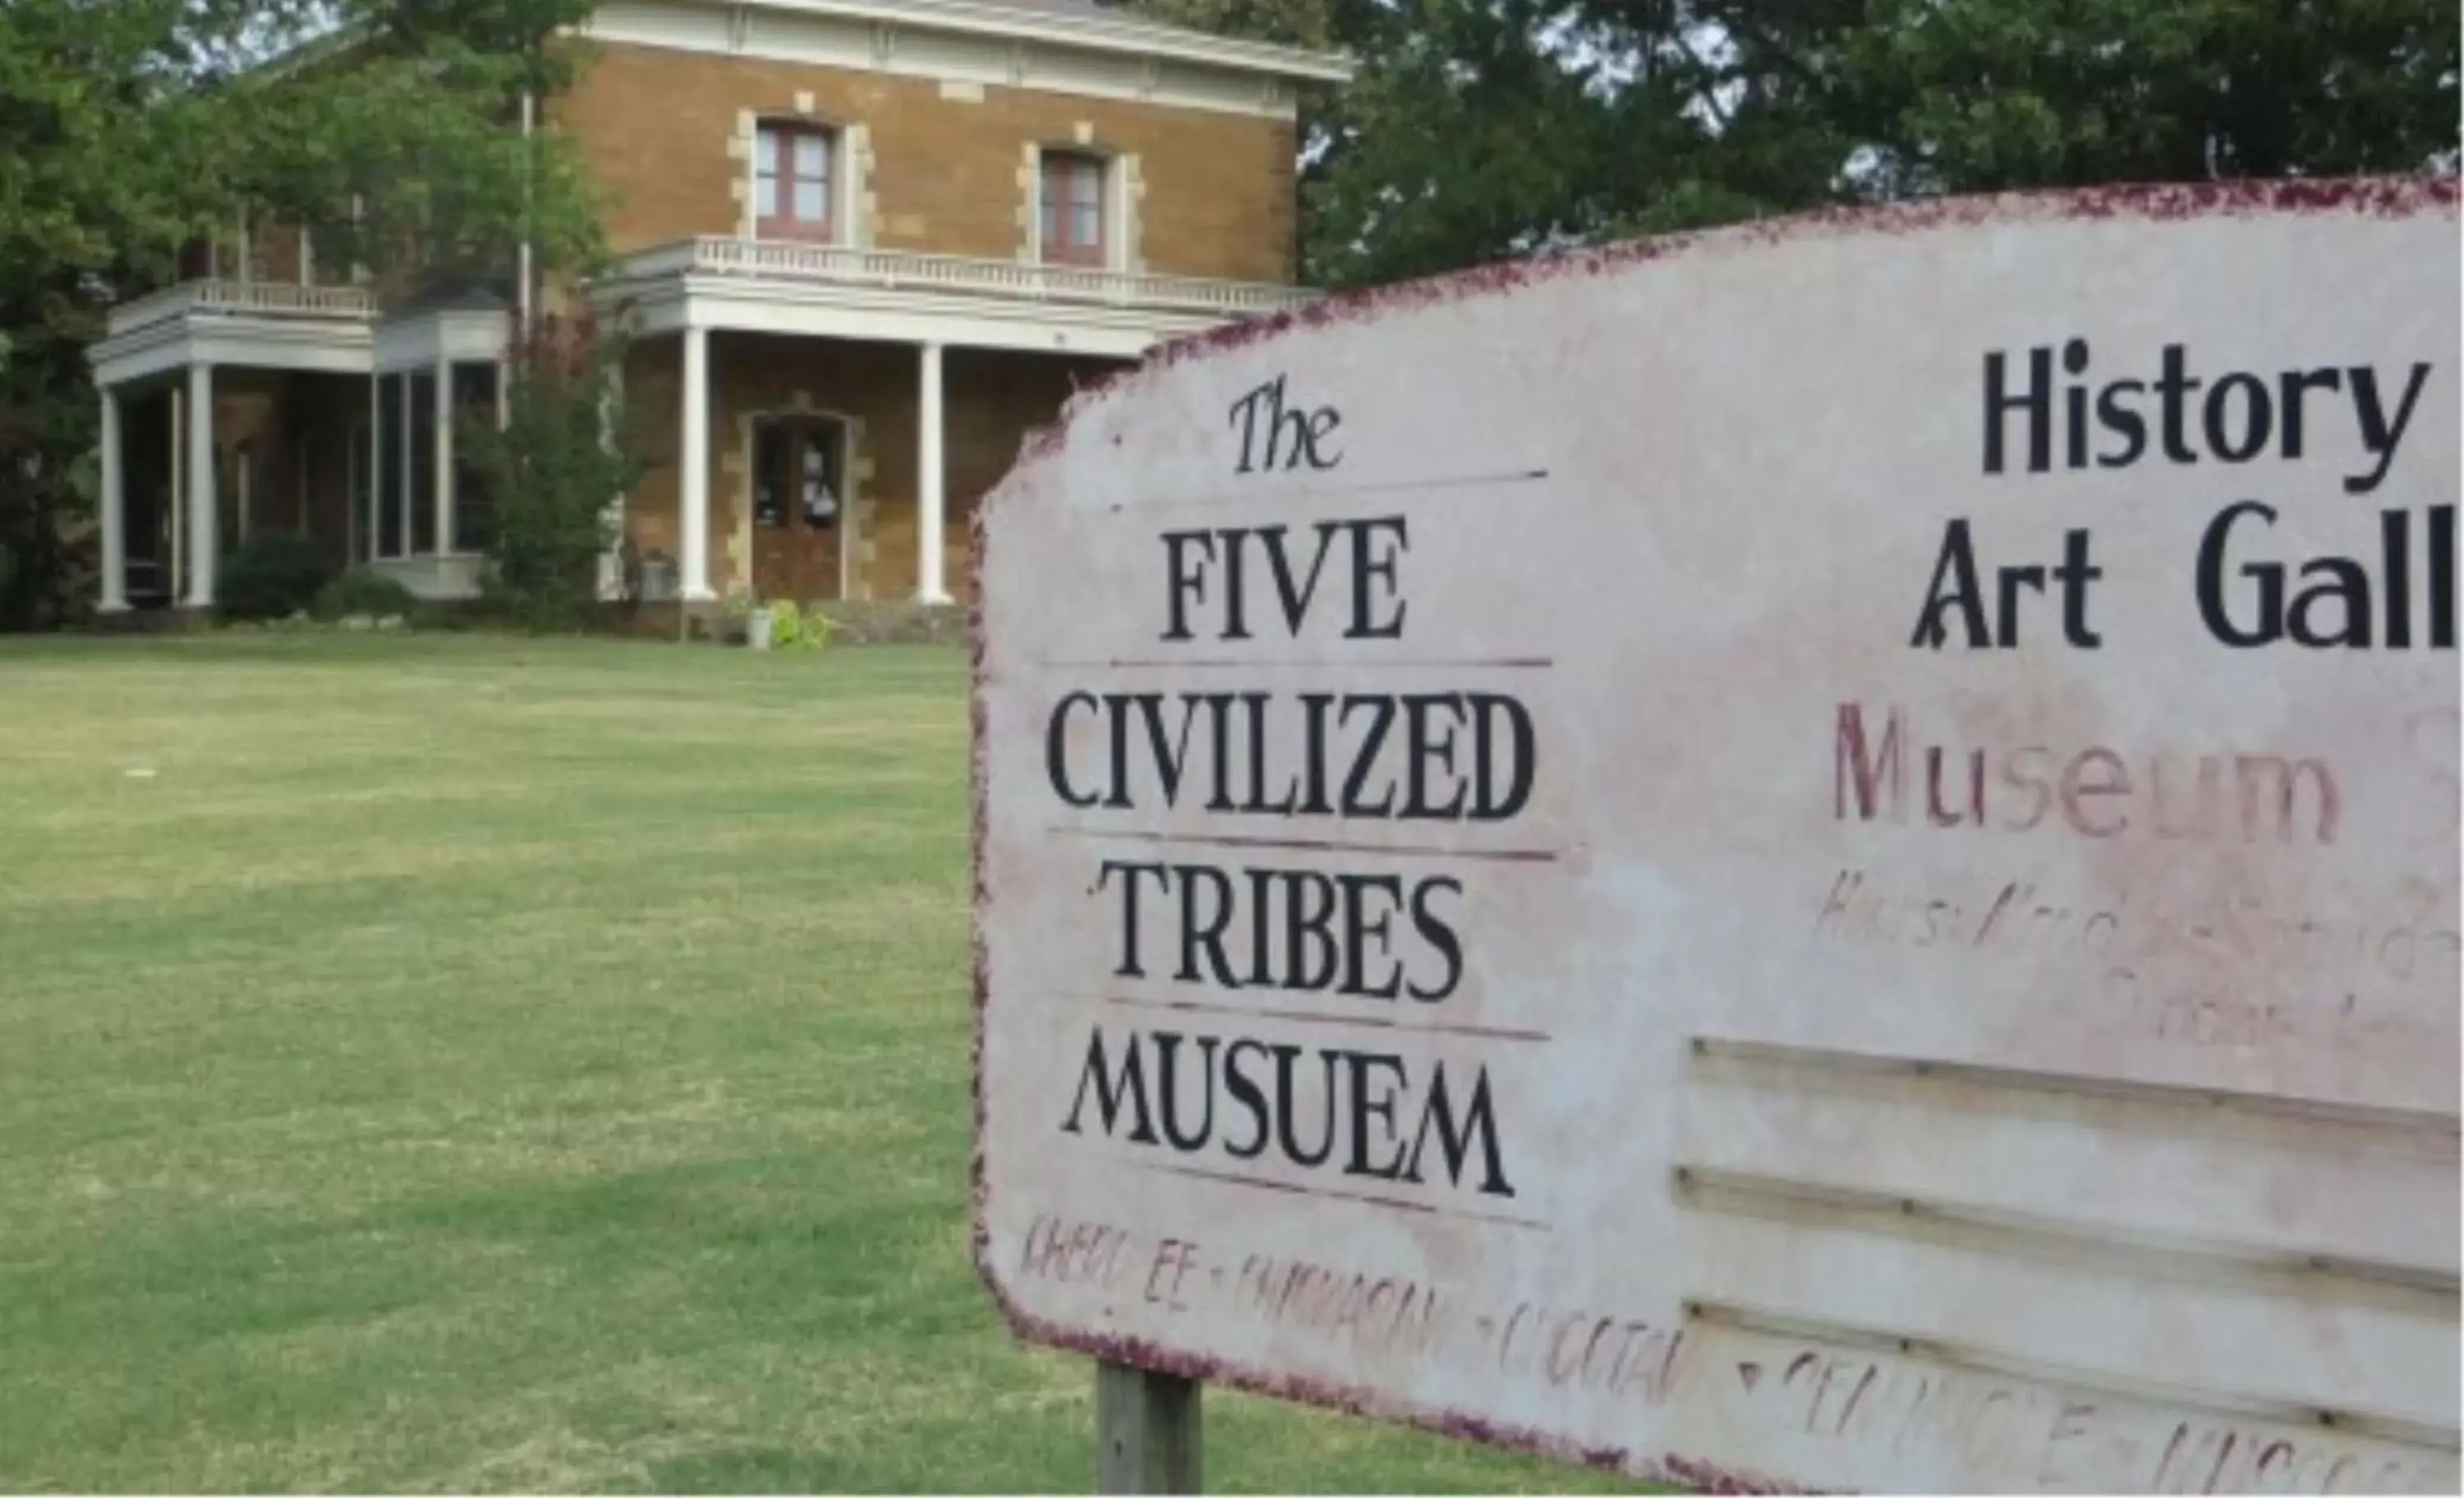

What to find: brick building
left=85, top=0, right=1350, bottom=612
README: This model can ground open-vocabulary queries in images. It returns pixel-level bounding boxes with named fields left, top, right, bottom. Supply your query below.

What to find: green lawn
left=0, top=634, right=1631, bottom=1493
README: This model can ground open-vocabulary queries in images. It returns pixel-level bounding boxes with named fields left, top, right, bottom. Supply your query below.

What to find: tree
left=1131, top=0, right=2457, bottom=290
left=1823, top=0, right=2460, bottom=195
left=0, top=0, right=608, bottom=629
left=457, top=310, right=643, bottom=632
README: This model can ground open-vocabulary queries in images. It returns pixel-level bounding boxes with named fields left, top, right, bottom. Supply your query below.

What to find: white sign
left=970, top=182, right=2461, bottom=1494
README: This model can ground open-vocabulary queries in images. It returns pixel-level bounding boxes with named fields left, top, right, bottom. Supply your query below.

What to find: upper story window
left=1039, top=151, right=1106, bottom=267
left=756, top=122, right=835, bottom=241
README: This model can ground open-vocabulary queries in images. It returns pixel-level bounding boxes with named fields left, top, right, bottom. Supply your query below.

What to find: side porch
left=87, top=241, right=1315, bottom=615
left=87, top=283, right=515, bottom=611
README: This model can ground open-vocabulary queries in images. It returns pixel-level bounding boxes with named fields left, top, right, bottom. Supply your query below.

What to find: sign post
left=971, top=182, right=2460, bottom=1494
left=1096, top=1361, right=1202, bottom=1494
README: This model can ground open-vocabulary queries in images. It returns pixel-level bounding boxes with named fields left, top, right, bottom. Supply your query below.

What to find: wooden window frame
left=756, top=121, right=837, bottom=243
left=1039, top=150, right=1108, bottom=268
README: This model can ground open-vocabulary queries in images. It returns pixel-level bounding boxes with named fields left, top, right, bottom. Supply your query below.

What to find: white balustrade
left=623, top=237, right=1315, bottom=316
left=106, top=279, right=376, bottom=337
left=108, top=241, right=1312, bottom=342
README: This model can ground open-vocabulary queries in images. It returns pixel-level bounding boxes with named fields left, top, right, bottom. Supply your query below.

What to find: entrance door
left=750, top=415, right=848, bottom=601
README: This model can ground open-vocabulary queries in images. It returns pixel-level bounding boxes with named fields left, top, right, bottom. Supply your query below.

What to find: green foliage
left=218, top=531, right=332, bottom=621
left=764, top=600, right=833, bottom=653
left=0, top=0, right=610, bottom=631
left=458, top=311, right=643, bottom=633
left=313, top=567, right=421, bottom=620
left=1833, top=0, right=2460, bottom=195
left=1132, top=0, right=2458, bottom=290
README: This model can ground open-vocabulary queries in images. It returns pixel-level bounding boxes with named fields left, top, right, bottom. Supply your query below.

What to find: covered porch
left=592, top=237, right=1310, bottom=607
left=88, top=281, right=513, bottom=610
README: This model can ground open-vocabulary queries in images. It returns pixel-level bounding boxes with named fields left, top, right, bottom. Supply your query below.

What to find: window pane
left=755, top=176, right=777, bottom=218
left=755, top=131, right=777, bottom=171
left=1071, top=203, right=1100, bottom=246
left=753, top=421, right=787, bottom=527
left=1072, top=160, right=1103, bottom=207
left=1041, top=194, right=1062, bottom=246
left=453, top=364, right=498, bottom=551
left=793, top=181, right=826, bottom=222
left=351, top=426, right=372, bottom=564
left=793, top=133, right=829, bottom=178
left=376, top=374, right=402, bottom=556
left=800, top=432, right=839, bottom=531
left=408, top=373, right=436, bottom=554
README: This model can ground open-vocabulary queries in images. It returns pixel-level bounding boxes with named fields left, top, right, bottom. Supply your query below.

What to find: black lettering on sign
left=2195, top=500, right=2457, bottom=650
left=1907, top=521, right=2103, bottom=651
left=1060, top=1024, right=1516, bottom=1199
left=1097, top=859, right=1466, bottom=1001
left=1044, top=691, right=1535, bottom=823
left=1983, top=342, right=2434, bottom=492
left=1159, top=517, right=1408, bottom=642
left=1229, top=374, right=1343, bottom=475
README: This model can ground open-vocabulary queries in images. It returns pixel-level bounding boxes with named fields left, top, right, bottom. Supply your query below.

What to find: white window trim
left=1021, top=142, right=1042, bottom=264
left=1028, top=145, right=1133, bottom=272
left=746, top=116, right=862, bottom=247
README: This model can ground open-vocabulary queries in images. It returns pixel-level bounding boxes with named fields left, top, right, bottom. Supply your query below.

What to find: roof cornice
left=595, top=0, right=1355, bottom=82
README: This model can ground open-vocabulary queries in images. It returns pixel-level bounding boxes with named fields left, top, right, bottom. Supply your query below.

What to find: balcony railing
left=106, top=280, right=376, bottom=338
left=614, top=237, right=1316, bottom=317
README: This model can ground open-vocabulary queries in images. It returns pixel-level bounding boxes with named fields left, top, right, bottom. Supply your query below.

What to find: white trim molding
left=582, top=0, right=1352, bottom=120
left=595, top=235, right=1308, bottom=357
left=90, top=281, right=375, bottom=388
left=374, top=308, right=512, bottom=374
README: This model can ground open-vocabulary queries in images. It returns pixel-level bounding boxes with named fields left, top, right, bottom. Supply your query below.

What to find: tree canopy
left=0, top=0, right=606, bottom=627
left=1135, top=0, right=2460, bottom=287
left=2, top=0, right=2454, bottom=626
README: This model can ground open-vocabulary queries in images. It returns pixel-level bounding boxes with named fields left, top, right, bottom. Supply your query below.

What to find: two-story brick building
left=85, top=0, right=1350, bottom=613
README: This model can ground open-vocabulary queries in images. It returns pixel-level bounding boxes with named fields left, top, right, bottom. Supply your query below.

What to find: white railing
left=107, top=280, right=376, bottom=337
left=616, top=237, right=1317, bottom=316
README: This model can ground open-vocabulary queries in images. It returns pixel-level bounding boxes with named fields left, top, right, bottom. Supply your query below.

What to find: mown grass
left=0, top=635, right=1634, bottom=1493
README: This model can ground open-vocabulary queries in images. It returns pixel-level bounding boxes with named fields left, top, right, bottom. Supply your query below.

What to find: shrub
left=313, top=567, right=421, bottom=621
left=770, top=600, right=832, bottom=651
left=218, top=532, right=331, bottom=621
left=461, top=311, right=644, bottom=633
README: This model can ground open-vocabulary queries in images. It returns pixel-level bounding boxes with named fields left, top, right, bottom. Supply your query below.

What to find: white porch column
left=678, top=324, right=712, bottom=600
left=185, top=362, right=217, bottom=608
left=98, top=388, right=128, bottom=613
left=434, top=355, right=455, bottom=554
left=169, top=386, right=186, bottom=600
left=916, top=340, right=949, bottom=604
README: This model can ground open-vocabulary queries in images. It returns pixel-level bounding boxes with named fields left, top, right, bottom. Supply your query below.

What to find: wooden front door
left=750, top=415, right=848, bottom=601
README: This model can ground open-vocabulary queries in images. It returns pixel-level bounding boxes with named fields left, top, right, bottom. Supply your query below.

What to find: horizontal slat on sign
left=1678, top=1192, right=2459, bottom=1433
left=1671, top=1165, right=2458, bottom=1305
left=1676, top=1032, right=2462, bottom=1434
left=1680, top=1036, right=2459, bottom=1275
left=1686, top=1036, right=2462, bottom=1137
left=1682, top=1300, right=2462, bottom=1459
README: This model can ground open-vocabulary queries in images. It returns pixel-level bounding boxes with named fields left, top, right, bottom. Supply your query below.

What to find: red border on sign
left=964, top=175, right=2457, bottom=1493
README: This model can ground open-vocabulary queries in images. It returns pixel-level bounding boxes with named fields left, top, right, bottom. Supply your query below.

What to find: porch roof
left=591, top=237, right=1312, bottom=357
left=90, top=282, right=377, bottom=388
